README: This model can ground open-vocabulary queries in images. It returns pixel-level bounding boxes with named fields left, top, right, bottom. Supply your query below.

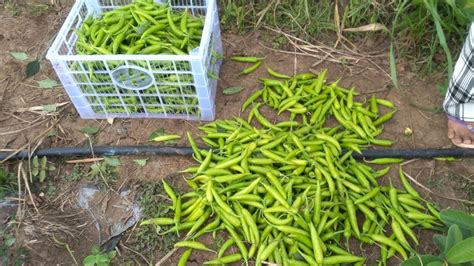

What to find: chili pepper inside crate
left=46, top=0, right=223, bottom=120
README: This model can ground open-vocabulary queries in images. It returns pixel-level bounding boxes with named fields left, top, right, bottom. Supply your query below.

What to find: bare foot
left=447, top=119, right=474, bottom=148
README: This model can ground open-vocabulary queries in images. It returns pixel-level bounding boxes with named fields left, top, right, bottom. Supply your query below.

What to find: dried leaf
left=42, top=104, right=57, bottom=113
left=37, top=79, right=59, bottom=89
left=9, top=52, right=28, bottom=61
left=134, top=159, right=148, bottom=167
left=104, top=156, right=120, bottom=167
left=343, top=23, right=389, bottom=33
left=80, top=126, right=100, bottom=135
left=223, top=87, right=244, bottom=95
left=47, top=130, right=58, bottom=137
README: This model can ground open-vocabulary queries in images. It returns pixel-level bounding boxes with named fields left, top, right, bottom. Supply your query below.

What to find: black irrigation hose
left=1, top=145, right=474, bottom=161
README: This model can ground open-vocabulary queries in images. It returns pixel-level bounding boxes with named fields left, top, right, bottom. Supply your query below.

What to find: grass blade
left=424, top=0, right=454, bottom=78
left=389, top=43, right=399, bottom=90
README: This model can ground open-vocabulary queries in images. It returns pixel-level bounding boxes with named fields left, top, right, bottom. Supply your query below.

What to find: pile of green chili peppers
left=141, top=70, right=442, bottom=265
left=76, top=0, right=204, bottom=55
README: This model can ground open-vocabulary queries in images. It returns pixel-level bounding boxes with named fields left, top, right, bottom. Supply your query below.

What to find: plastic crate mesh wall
left=47, top=0, right=223, bottom=121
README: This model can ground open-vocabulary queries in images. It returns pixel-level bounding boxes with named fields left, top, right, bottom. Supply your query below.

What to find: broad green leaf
left=445, top=224, right=463, bottom=254
left=83, top=256, right=97, bottom=266
left=40, top=156, right=47, bottom=169
left=402, top=255, right=443, bottom=266
left=223, top=86, right=244, bottom=95
left=39, top=169, right=46, bottom=183
left=98, top=255, right=110, bottom=263
left=32, top=156, right=39, bottom=177
left=426, top=262, right=444, bottom=266
left=9, top=52, right=28, bottom=61
left=433, top=234, right=447, bottom=252
left=32, top=167, right=38, bottom=177
left=80, top=126, right=100, bottom=135
left=37, top=79, right=59, bottom=89
left=133, top=159, right=148, bottom=167
left=440, top=209, right=474, bottom=231
left=446, top=237, right=474, bottom=264
left=26, top=60, right=41, bottom=78
left=42, top=104, right=57, bottom=113
left=104, top=157, right=120, bottom=167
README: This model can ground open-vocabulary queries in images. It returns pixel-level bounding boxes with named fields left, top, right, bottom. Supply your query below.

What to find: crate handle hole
left=111, top=65, right=153, bottom=91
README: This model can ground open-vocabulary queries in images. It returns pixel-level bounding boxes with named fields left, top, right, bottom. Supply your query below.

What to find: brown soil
left=0, top=2, right=473, bottom=266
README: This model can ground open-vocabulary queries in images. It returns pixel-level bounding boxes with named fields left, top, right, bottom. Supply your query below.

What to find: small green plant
left=4, top=0, right=22, bottom=16
left=31, top=156, right=56, bottom=183
left=13, top=247, right=27, bottom=266
left=25, top=4, right=49, bottom=17
left=0, top=229, right=16, bottom=260
left=88, top=157, right=120, bottom=188
left=83, top=246, right=116, bottom=266
left=63, top=164, right=83, bottom=183
left=219, top=0, right=473, bottom=93
left=45, top=183, right=58, bottom=197
left=0, top=225, right=27, bottom=266
left=402, top=209, right=474, bottom=265
left=0, top=167, right=16, bottom=198
left=133, top=181, right=180, bottom=259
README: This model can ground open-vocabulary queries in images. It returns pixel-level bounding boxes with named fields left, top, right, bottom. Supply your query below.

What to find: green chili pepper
left=241, top=61, right=263, bottom=75
left=231, top=56, right=264, bottom=63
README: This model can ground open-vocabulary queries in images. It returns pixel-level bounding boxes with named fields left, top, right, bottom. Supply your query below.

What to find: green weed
left=25, top=4, right=50, bottom=17
left=0, top=225, right=27, bottom=266
left=0, top=167, right=16, bottom=198
left=88, top=157, right=120, bottom=188
left=427, top=176, right=445, bottom=190
left=45, top=183, right=58, bottom=197
left=447, top=173, right=473, bottom=212
left=219, top=0, right=472, bottom=90
left=133, top=181, right=180, bottom=258
left=4, top=0, right=22, bottom=16
left=83, top=246, right=116, bottom=266
left=63, top=164, right=84, bottom=183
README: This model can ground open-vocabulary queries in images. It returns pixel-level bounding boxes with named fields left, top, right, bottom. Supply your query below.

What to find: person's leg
left=443, top=22, right=474, bottom=148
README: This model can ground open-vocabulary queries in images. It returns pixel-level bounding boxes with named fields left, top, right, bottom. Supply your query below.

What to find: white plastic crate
left=46, top=0, right=222, bottom=121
